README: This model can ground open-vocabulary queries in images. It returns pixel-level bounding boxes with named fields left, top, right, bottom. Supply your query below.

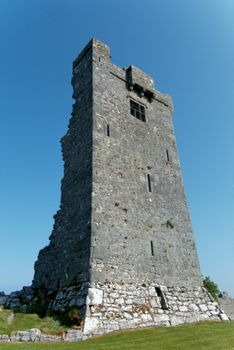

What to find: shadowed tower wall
left=33, top=39, right=224, bottom=335
left=33, top=43, right=93, bottom=299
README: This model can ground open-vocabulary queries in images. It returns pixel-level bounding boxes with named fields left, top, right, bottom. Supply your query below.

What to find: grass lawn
left=0, top=321, right=234, bottom=350
left=0, top=308, right=66, bottom=336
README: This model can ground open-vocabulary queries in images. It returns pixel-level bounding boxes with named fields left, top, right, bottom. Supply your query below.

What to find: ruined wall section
left=90, top=40, right=201, bottom=287
left=33, top=41, right=94, bottom=295
left=219, top=293, right=234, bottom=320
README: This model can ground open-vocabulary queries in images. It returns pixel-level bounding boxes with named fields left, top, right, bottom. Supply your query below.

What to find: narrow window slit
left=150, top=241, right=154, bottom=256
left=147, top=174, right=152, bottom=192
left=155, top=287, right=168, bottom=310
left=107, top=124, right=110, bottom=137
left=166, top=150, right=170, bottom=162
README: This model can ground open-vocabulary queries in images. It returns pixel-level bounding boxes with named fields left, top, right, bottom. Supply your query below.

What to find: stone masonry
left=12, top=38, right=227, bottom=337
left=219, top=292, right=234, bottom=320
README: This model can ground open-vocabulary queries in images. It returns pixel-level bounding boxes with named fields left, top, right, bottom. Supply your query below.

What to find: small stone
left=199, top=304, right=208, bottom=312
left=109, top=292, right=119, bottom=299
left=83, top=317, right=103, bottom=335
left=116, top=298, right=125, bottom=305
left=141, top=314, right=152, bottom=322
left=149, top=287, right=156, bottom=296
left=155, top=314, right=169, bottom=323
left=149, top=298, right=158, bottom=308
left=220, top=313, right=229, bottom=321
left=170, top=315, right=185, bottom=326
left=188, top=303, right=199, bottom=312
left=64, top=330, right=83, bottom=342
left=0, top=334, right=9, bottom=342
left=87, top=288, right=103, bottom=306
left=123, top=305, right=132, bottom=312
left=179, top=305, right=188, bottom=312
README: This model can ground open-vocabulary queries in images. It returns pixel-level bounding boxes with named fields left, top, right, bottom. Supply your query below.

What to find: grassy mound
left=0, top=320, right=234, bottom=349
left=0, top=306, right=66, bottom=336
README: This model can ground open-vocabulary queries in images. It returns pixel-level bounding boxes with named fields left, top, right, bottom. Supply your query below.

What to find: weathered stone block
left=199, top=304, right=208, bottom=312
left=87, top=288, right=103, bottom=306
left=83, top=317, right=103, bottom=335
left=170, top=315, right=185, bottom=326
left=64, top=330, right=83, bottom=342
left=0, top=334, right=9, bottom=342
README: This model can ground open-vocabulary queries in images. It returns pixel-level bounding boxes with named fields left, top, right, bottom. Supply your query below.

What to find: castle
left=2, top=39, right=228, bottom=338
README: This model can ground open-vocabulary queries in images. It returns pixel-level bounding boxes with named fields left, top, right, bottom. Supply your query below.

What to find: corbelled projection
left=32, top=39, right=226, bottom=336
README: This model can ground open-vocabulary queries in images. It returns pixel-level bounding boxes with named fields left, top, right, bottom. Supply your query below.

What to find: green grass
left=0, top=321, right=234, bottom=350
left=0, top=307, right=66, bottom=336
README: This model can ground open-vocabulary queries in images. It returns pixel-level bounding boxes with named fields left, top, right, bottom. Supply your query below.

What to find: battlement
left=73, top=38, right=110, bottom=70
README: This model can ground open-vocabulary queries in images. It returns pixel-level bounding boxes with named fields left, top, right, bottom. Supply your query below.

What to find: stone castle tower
left=32, top=39, right=225, bottom=336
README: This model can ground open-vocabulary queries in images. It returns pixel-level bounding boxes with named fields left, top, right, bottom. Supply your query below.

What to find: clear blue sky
left=0, top=0, right=233, bottom=296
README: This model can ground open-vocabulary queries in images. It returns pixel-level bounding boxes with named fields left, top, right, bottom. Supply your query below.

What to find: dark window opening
left=155, top=287, right=168, bottom=310
left=150, top=241, right=154, bottom=256
left=107, top=124, right=110, bottom=137
left=147, top=174, right=152, bottom=192
left=166, top=150, right=170, bottom=162
left=130, top=100, right=146, bottom=122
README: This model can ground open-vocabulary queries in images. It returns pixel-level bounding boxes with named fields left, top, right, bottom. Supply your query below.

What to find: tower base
left=48, top=281, right=228, bottom=337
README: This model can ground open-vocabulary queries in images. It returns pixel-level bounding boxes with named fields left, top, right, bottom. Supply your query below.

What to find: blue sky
left=0, top=0, right=233, bottom=296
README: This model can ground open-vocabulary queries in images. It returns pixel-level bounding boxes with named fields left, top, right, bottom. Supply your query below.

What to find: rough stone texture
left=1, top=287, right=34, bottom=311
left=219, top=292, right=234, bottom=320
left=0, top=329, right=83, bottom=343
left=0, top=292, right=7, bottom=306
left=33, top=41, right=93, bottom=297
left=64, top=330, right=83, bottom=342
left=82, top=283, right=226, bottom=336
left=10, top=328, right=41, bottom=342
left=90, top=40, right=201, bottom=287
left=0, top=334, right=9, bottom=342
left=28, top=38, right=227, bottom=336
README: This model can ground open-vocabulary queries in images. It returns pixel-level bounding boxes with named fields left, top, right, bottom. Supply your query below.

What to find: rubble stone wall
left=219, top=293, right=234, bottom=320
left=83, top=282, right=226, bottom=336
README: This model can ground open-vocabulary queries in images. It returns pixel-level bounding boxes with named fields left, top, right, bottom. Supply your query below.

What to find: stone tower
left=33, top=39, right=225, bottom=336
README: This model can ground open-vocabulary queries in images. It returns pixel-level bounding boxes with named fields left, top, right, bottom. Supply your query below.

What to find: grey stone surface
left=38, top=334, right=63, bottom=342
left=33, top=39, right=93, bottom=303
left=0, top=328, right=82, bottom=343
left=1, top=286, right=34, bottom=311
left=0, top=295, right=7, bottom=305
left=0, top=334, right=9, bottom=342
left=7, top=311, right=14, bottom=325
left=82, top=282, right=223, bottom=336
left=64, top=330, right=83, bottom=342
left=219, top=292, right=234, bottom=320
left=10, top=328, right=41, bottom=342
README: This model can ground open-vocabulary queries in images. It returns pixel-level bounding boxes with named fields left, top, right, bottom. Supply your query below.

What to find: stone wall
left=219, top=292, right=234, bottom=320
left=0, top=328, right=83, bottom=343
left=32, top=40, right=94, bottom=302
left=82, top=282, right=227, bottom=336
left=33, top=38, right=203, bottom=296
left=91, top=38, right=202, bottom=287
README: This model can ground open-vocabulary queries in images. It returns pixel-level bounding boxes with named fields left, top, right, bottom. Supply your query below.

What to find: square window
left=130, top=100, right=146, bottom=122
